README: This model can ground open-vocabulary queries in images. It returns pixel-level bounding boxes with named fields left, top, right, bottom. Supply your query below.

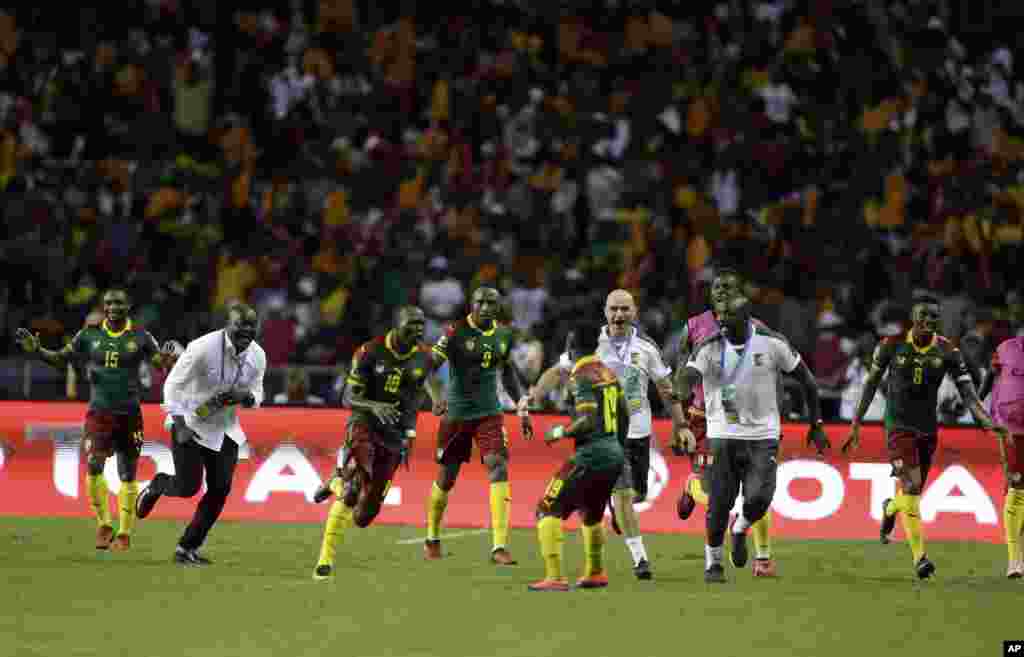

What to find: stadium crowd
left=2, top=1, right=1023, bottom=419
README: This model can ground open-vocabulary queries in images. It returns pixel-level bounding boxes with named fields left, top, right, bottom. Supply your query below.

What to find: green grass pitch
left=0, top=517, right=1014, bottom=657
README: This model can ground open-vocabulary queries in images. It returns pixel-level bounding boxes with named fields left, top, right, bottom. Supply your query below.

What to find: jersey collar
left=386, top=331, right=417, bottom=360
left=570, top=354, right=599, bottom=376
left=102, top=319, right=132, bottom=338
left=467, top=314, right=496, bottom=337
left=906, top=329, right=937, bottom=354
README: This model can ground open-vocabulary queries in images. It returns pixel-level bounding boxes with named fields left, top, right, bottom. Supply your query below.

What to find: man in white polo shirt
left=675, top=295, right=829, bottom=583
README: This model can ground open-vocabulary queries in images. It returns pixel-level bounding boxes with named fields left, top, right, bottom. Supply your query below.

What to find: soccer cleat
left=491, top=548, right=517, bottom=565
left=528, top=578, right=569, bottom=592
left=677, top=474, right=699, bottom=520
left=915, top=555, right=935, bottom=580
left=174, top=547, right=202, bottom=566
left=704, top=564, right=726, bottom=583
left=313, top=564, right=333, bottom=580
left=313, top=477, right=337, bottom=504
left=633, top=559, right=653, bottom=580
left=730, top=519, right=749, bottom=568
left=110, top=533, right=131, bottom=552
left=576, top=572, right=609, bottom=589
left=96, top=525, right=115, bottom=550
left=880, top=497, right=896, bottom=544
left=752, top=558, right=777, bottom=577
left=135, top=483, right=162, bottom=519
left=423, top=539, right=443, bottom=560
left=189, top=550, right=212, bottom=565
left=1007, top=560, right=1023, bottom=579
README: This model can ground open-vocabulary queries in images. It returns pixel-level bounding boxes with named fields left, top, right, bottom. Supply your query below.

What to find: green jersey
left=567, top=355, right=627, bottom=471
left=346, top=331, right=436, bottom=448
left=71, top=320, right=159, bottom=413
left=432, top=316, right=517, bottom=421
left=873, top=331, right=973, bottom=436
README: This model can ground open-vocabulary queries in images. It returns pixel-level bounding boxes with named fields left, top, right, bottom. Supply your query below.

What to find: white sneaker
left=1007, top=560, right=1023, bottom=579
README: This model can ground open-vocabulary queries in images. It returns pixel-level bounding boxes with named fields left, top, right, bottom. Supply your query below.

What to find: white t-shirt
left=687, top=325, right=801, bottom=441
left=558, top=326, right=671, bottom=439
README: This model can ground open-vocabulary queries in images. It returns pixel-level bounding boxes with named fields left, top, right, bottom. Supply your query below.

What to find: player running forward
left=530, top=323, right=628, bottom=591
left=676, top=295, right=828, bottom=583
left=524, top=289, right=686, bottom=580
left=673, top=268, right=778, bottom=576
left=981, top=335, right=1024, bottom=577
left=312, top=306, right=439, bottom=579
left=15, top=289, right=180, bottom=551
left=843, top=295, right=1007, bottom=579
left=424, top=287, right=534, bottom=564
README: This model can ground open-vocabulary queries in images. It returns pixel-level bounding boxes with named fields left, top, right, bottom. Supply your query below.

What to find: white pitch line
left=395, top=529, right=489, bottom=544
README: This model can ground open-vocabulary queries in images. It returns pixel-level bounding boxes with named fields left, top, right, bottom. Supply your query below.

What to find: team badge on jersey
left=931, top=357, right=943, bottom=368
left=126, top=340, right=137, bottom=352
left=93, top=340, right=102, bottom=349
left=465, top=339, right=476, bottom=351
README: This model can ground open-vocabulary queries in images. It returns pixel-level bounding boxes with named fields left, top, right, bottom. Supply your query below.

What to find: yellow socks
left=86, top=474, right=112, bottom=528
left=490, top=482, right=511, bottom=550
left=895, top=493, right=925, bottom=563
left=537, top=515, right=564, bottom=580
left=426, top=482, right=449, bottom=542
left=689, top=476, right=709, bottom=506
left=751, top=511, right=772, bottom=560
left=317, top=501, right=354, bottom=567
left=581, top=522, right=605, bottom=576
left=1005, top=489, right=1024, bottom=562
left=117, top=481, right=139, bottom=537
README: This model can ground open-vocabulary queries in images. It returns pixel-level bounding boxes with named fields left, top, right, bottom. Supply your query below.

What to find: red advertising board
left=0, top=402, right=1008, bottom=542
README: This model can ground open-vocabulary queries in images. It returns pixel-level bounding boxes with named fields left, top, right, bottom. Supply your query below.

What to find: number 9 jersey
left=432, top=316, right=518, bottom=421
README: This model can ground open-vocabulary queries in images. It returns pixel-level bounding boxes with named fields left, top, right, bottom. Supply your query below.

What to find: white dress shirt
left=162, top=329, right=267, bottom=452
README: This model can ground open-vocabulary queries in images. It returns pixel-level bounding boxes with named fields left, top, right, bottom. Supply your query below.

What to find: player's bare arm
left=843, top=344, right=890, bottom=455
left=15, top=328, right=74, bottom=369
left=672, top=323, right=692, bottom=399
left=789, top=359, right=830, bottom=455
left=503, top=363, right=534, bottom=440
left=670, top=365, right=702, bottom=454
left=655, top=375, right=687, bottom=436
left=152, top=339, right=184, bottom=370
left=523, top=363, right=568, bottom=410
left=979, top=362, right=998, bottom=402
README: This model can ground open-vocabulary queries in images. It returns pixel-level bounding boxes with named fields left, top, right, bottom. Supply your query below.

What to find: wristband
left=552, top=425, right=565, bottom=439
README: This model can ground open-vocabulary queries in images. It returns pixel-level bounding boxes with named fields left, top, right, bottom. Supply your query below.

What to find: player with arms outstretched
left=843, top=295, right=1007, bottom=579
left=312, top=306, right=440, bottom=579
left=15, top=289, right=180, bottom=551
left=424, top=287, right=533, bottom=564
left=673, top=268, right=778, bottom=576
left=530, top=323, right=628, bottom=591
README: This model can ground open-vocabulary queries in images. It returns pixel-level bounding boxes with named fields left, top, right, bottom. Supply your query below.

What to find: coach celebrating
left=674, top=294, right=828, bottom=583
left=137, top=304, right=266, bottom=565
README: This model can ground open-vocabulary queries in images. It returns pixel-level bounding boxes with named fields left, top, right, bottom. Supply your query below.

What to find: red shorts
left=687, top=407, right=712, bottom=472
left=84, top=410, right=143, bottom=459
left=887, top=430, right=938, bottom=481
left=346, top=423, right=403, bottom=493
left=537, top=458, right=622, bottom=523
left=436, top=414, right=507, bottom=465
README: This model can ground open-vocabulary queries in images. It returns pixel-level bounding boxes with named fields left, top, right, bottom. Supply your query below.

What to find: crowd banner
left=0, top=403, right=1007, bottom=542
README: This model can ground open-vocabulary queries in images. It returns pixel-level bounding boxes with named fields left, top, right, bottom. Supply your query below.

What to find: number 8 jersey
left=432, top=316, right=517, bottom=421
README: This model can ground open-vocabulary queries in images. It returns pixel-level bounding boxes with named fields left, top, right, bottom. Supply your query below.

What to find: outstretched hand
left=15, top=328, right=40, bottom=353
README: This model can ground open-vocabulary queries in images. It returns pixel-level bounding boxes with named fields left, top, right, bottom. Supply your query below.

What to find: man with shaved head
left=136, top=303, right=267, bottom=566
left=524, top=289, right=688, bottom=580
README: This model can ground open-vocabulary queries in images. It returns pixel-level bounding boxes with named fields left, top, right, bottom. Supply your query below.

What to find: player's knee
left=354, top=504, right=379, bottom=528
left=581, top=507, right=604, bottom=526
left=483, top=454, right=508, bottom=482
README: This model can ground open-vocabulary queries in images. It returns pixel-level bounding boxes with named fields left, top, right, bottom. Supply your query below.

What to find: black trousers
left=706, top=438, right=779, bottom=548
left=156, top=430, right=239, bottom=551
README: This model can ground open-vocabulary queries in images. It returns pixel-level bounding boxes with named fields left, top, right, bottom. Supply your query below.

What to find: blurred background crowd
left=2, top=1, right=1023, bottom=422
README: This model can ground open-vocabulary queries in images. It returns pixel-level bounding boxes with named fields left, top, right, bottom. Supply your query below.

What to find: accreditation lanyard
left=720, top=323, right=753, bottom=388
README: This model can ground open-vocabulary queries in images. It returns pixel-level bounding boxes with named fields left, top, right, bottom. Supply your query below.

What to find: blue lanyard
left=720, top=323, right=752, bottom=386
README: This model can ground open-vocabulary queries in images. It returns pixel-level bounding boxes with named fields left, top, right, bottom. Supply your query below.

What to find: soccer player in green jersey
left=16, top=289, right=180, bottom=551
left=843, top=295, right=1007, bottom=579
left=423, top=287, right=534, bottom=564
left=312, top=306, right=441, bottom=579
left=530, top=323, right=628, bottom=591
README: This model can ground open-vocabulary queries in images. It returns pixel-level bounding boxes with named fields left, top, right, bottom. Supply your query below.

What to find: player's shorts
left=345, top=422, right=403, bottom=494
left=83, top=409, right=143, bottom=459
left=436, top=414, right=507, bottom=465
left=615, top=437, right=648, bottom=497
left=537, top=458, right=623, bottom=523
left=686, top=407, right=713, bottom=472
left=1007, top=434, right=1024, bottom=486
left=886, top=430, right=939, bottom=483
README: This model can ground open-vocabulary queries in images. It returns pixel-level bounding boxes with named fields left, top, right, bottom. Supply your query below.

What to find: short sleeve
left=772, top=336, right=802, bottom=374
left=70, top=329, right=88, bottom=355
left=142, top=331, right=160, bottom=357
left=870, top=340, right=894, bottom=372
left=432, top=324, right=456, bottom=362
left=648, top=344, right=672, bottom=381
left=347, top=344, right=374, bottom=390
left=946, top=348, right=973, bottom=383
left=686, top=342, right=712, bottom=377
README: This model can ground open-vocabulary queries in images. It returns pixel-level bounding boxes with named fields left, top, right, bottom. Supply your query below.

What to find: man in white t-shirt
left=524, top=290, right=687, bottom=580
left=675, top=295, right=829, bottom=583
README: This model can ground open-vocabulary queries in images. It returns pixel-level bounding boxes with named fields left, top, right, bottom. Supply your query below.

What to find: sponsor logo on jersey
left=126, top=340, right=137, bottom=352
left=465, top=339, right=476, bottom=351
left=93, top=340, right=102, bottom=349
left=931, top=357, right=943, bottom=368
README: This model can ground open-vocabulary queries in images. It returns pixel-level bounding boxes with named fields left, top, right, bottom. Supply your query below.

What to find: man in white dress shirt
left=136, top=304, right=267, bottom=565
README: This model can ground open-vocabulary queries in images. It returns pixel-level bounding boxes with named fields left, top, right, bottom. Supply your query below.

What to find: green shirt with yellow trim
left=432, top=316, right=517, bottom=421
left=347, top=331, right=435, bottom=448
left=71, top=320, right=159, bottom=413
left=568, top=355, right=626, bottom=471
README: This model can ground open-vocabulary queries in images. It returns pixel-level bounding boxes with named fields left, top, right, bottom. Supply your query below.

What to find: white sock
left=625, top=536, right=648, bottom=566
left=705, top=544, right=724, bottom=570
left=756, top=548, right=771, bottom=560
left=732, top=513, right=751, bottom=535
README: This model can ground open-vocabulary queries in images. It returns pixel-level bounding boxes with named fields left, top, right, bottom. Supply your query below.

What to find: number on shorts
left=543, top=478, right=564, bottom=500
left=104, top=351, right=119, bottom=368
left=913, top=366, right=923, bottom=385
left=132, top=430, right=144, bottom=446
left=603, top=386, right=619, bottom=434
left=384, top=371, right=402, bottom=393
left=481, top=349, right=493, bottom=369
